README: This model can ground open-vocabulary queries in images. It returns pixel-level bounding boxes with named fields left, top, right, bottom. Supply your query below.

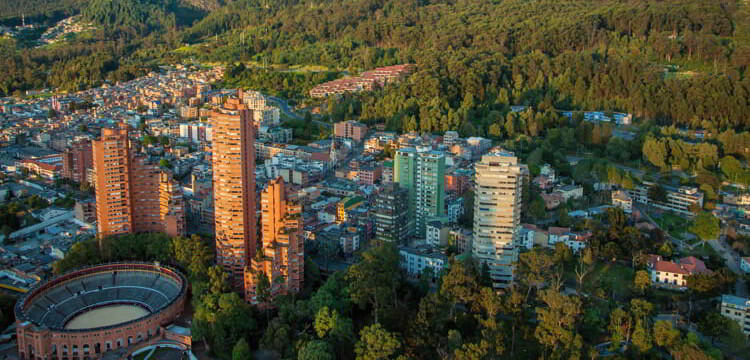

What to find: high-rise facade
left=62, top=139, right=93, bottom=185
left=92, top=124, right=185, bottom=238
left=472, top=151, right=524, bottom=289
left=93, top=125, right=133, bottom=236
left=245, top=177, right=303, bottom=304
left=394, top=148, right=445, bottom=237
left=374, top=182, right=409, bottom=244
left=211, top=96, right=257, bottom=290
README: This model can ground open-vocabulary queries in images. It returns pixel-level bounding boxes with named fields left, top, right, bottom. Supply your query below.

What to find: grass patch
left=569, top=262, right=635, bottom=300
left=648, top=210, right=692, bottom=241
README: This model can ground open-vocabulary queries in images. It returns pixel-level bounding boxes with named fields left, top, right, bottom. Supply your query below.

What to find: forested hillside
left=191, top=0, right=750, bottom=132
left=0, top=0, right=82, bottom=24
left=1, top=0, right=749, bottom=133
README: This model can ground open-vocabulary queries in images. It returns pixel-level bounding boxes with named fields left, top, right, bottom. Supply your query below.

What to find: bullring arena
left=14, top=262, right=189, bottom=360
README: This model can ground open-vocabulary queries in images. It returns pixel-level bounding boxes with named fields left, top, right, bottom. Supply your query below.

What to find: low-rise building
left=647, top=255, right=711, bottom=290
left=554, top=184, right=583, bottom=201
left=628, top=182, right=704, bottom=217
left=448, top=228, right=472, bottom=254
left=426, top=221, right=450, bottom=247
left=337, top=196, right=366, bottom=223
left=611, top=190, right=633, bottom=214
left=399, top=245, right=447, bottom=278
left=720, top=294, right=750, bottom=335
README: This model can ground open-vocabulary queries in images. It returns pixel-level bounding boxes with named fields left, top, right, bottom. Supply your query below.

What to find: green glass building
left=394, top=148, right=445, bottom=237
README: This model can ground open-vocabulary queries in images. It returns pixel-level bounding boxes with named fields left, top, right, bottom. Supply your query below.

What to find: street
left=266, top=95, right=333, bottom=129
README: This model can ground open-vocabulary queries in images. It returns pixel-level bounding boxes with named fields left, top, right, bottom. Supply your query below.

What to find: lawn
left=648, top=210, right=693, bottom=242
left=568, top=262, right=635, bottom=300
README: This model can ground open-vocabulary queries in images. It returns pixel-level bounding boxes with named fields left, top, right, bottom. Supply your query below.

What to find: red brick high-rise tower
left=92, top=124, right=185, bottom=238
left=245, top=176, right=303, bottom=305
left=211, top=95, right=257, bottom=290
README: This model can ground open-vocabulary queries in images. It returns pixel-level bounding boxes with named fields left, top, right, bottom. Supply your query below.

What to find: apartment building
left=211, top=96, right=257, bottom=290
left=394, top=148, right=446, bottom=237
left=720, top=294, right=750, bottom=335
left=334, top=120, right=368, bottom=142
left=374, top=182, right=409, bottom=244
left=179, top=123, right=212, bottom=143
left=628, top=182, right=704, bottom=217
left=62, top=139, right=93, bottom=184
left=472, top=151, right=524, bottom=289
left=245, top=177, right=303, bottom=305
left=92, top=124, right=186, bottom=238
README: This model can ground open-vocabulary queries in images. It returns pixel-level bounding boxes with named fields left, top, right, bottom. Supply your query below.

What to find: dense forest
left=2, top=0, right=749, bottom=133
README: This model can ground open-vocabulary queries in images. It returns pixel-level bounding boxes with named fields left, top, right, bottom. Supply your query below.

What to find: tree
left=159, top=159, right=171, bottom=168
left=439, top=259, right=479, bottom=318
left=631, top=320, right=652, bottom=353
left=574, top=248, right=594, bottom=290
left=259, top=318, right=293, bottom=359
left=355, top=323, right=402, bottom=360
left=232, top=338, right=251, bottom=360
left=633, top=270, right=650, bottom=294
left=314, top=306, right=353, bottom=344
left=347, top=244, right=400, bottom=323
left=690, top=212, right=720, bottom=242
left=298, top=340, right=335, bottom=360
left=535, top=290, right=583, bottom=359
left=518, top=248, right=555, bottom=300
left=648, top=184, right=668, bottom=203
left=653, top=320, right=679, bottom=348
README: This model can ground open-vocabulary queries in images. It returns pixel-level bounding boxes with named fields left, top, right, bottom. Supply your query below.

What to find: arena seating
left=20, top=268, right=183, bottom=330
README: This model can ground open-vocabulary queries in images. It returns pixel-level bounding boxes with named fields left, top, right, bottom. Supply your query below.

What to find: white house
left=399, top=245, right=448, bottom=278
left=647, top=255, right=711, bottom=290
left=611, top=190, right=633, bottom=214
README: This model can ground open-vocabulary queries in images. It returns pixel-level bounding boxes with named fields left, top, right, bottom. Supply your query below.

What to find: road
left=266, top=95, right=333, bottom=129
left=708, top=237, right=748, bottom=297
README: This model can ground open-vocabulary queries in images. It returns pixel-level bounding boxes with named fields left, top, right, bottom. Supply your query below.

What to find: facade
left=426, top=221, right=450, bottom=247
left=374, top=182, right=409, bottom=244
left=337, top=196, right=365, bottom=223
left=334, top=120, right=368, bottom=142
left=245, top=177, right=303, bottom=305
left=74, top=199, right=97, bottom=224
left=647, top=255, right=711, bottom=290
left=472, top=151, right=524, bottom=289
left=179, top=123, right=212, bottom=143
left=15, top=263, right=188, bottom=360
left=394, top=148, right=446, bottom=237
left=611, top=190, right=633, bottom=214
left=19, top=159, right=60, bottom=180
left=211, top=96, right=257, bottom=290
left=399, top=245, right=448, bottom=278
left=720, top=294, right=750, bottom=335
left=628, top=182, right=704, bottom=217
left=443, top=131, right=459, bottom=145
left=62, top=139, right=93, bottom=184
left=92, top=125, right=186, bottom=238
left=449, top=228, right=473, bottom=254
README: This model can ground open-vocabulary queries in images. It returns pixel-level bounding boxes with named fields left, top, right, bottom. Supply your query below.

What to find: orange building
left=245, top=177, right=303, bottom=305
left=211, top=95, right=257, bottom=290
left=92, top=124, right=185, bottom=238
left=62, top=139, right=93, bottom=184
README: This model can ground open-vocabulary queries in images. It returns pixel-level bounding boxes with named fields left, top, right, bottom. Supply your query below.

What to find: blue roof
left=722, top=294, right=750, bottom=308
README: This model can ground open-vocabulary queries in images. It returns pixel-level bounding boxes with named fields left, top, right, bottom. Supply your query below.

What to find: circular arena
left=15, top=262, right=188, bottom=360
